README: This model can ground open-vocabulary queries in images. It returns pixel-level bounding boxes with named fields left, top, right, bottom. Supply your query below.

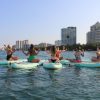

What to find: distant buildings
left=14, top=22, right=100, bottom=49
left=55, top=40, right=62, bottom=46
left=38, top=43, right=52, bottom=48
left=16, top=40, right=29, bottom=50
left=87, top=22, right=100, bottom=44
left=61, top=27, right=76, bottom=45
left=15, top=40, right=52, bottom=50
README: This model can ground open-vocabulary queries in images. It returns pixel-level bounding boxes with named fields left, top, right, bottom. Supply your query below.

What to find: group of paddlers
left=3, top=44, right=65, bottom=62
left=3, top=44, right=100, bottom=63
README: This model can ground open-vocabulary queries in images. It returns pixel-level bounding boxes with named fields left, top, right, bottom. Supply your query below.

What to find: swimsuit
left=51, top=59, right=57, bottom=63
left=6, top=54, right=12, bottom=60
left=75, top=55, right=81, bottom=60
left=28, top=55, right=36, bottom=62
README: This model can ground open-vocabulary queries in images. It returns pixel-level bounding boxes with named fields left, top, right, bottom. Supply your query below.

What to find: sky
left=0, top=0, right=100, bottom=47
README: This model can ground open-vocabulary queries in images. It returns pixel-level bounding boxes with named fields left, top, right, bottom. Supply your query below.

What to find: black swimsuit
left=6, top=54, right=12, bottom=60
left=51, top=59, right=56, bottom=63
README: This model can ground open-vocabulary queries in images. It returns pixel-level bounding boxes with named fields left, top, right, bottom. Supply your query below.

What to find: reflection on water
left=4, top=68, right=13, bottom=88
left=74, top=67, right=81, bottom=76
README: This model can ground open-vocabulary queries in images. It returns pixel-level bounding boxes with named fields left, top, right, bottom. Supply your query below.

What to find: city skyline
left=0, top=0, right=100, bottom=47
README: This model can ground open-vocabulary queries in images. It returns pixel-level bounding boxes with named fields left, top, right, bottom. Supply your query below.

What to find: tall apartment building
left=16, top=40, right=22, bottom=50
left=23, top=40, right=29, bottom=50
left=61, top=27, right=76, bottom=45
left=87, top=22, right=100, bottom=44
left=16, top=40, right=29, bottom=50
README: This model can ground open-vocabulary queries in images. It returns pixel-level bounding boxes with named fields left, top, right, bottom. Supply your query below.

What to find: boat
left=10, top=62, right=39, bottom=69
left=74, top=62, right=100, bottom=68
left=0, top=59, right=27, bottom=65
left=43, top=62, right=62, bottom=69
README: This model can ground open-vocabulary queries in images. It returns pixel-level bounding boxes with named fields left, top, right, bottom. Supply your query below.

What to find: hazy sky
left=0, top=0, right=100, bottom=46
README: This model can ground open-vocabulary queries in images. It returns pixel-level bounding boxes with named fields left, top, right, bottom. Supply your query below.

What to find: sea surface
left=0, top=50, right=100, bottom=100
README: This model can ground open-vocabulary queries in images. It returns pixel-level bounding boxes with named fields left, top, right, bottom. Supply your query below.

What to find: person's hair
left=30, top=44, right=34, bottom=49
left=7, top=45, right=12, bottom=49
left=75, top=48, right=79, bottom=51
left=98, top=47, right=100, bottom=49
left=50, top=46, right=56, bottom=56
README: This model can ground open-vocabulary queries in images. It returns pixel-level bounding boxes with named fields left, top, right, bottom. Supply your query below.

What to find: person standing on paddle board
left=23, top=44, right=40, bottom=63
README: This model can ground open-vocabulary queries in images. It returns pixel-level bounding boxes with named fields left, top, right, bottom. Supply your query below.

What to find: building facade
left=38, top=43, right=52, bottom=47
left=55, top=40, right=62, bottom=46
left=16, top=40, right=29, bottom=50
left=61, top=27, right=76, bottom=45
left=87, top=22, right=100, bottom=44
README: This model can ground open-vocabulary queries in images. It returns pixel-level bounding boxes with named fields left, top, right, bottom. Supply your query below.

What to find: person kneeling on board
left=4, top=45, right=18, bottom=61
left=48, top=46, right=63, bottom=63
left=23, top=44, right=40, bottom=63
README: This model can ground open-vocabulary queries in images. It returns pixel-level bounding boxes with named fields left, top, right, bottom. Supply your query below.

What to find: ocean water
left=0, top=51, right=100, bottom=100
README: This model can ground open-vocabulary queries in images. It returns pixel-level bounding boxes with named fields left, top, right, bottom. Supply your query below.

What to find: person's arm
left=80, top=50, right=84, bottom=57
left=46, top=50, right=51, bottom=55
left=96, top=51, right=98, bottom=55
left=35, top=48, right=40, bottom=55
left=22, top=50, right=29, bottom=56
left=61, top=46, right=67, bottom=52
left=74, top=51, right=76, bottom=56
left=34, top=50, right=38, bottom=55
left=12, top=47, right=16, bottom=53
left=4, top=45, right=7, bottom=50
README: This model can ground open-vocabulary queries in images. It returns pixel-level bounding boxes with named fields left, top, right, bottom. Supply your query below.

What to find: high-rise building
left=23, top=40, right=29, bottom=50
left=16, top=40, right=29, bottom=50
left=61, top=27, right=76, bottom=45
left=87, top=22, right=100, bottom=44
left=16, top=40, right=20, bottom=50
